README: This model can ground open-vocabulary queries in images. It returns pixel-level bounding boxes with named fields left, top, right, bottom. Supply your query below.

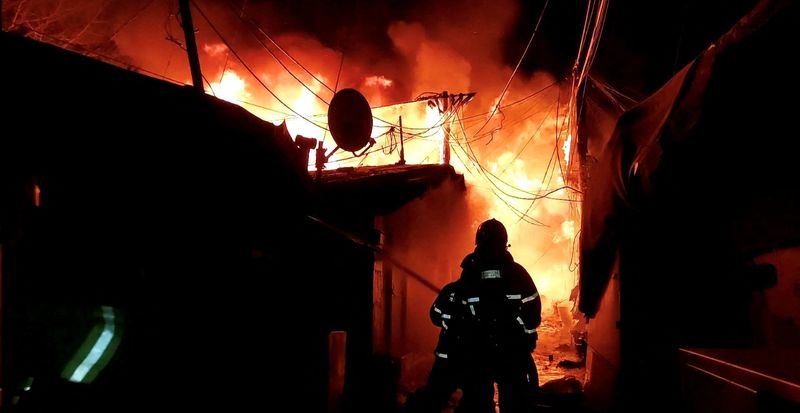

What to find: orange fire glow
left=39, top=0, right=583, bottom=305
left=208, top=70, right=250, bottom=104
left=197, top=64, right=579, bottom=305
left=563, top=133, right=573, bottom=166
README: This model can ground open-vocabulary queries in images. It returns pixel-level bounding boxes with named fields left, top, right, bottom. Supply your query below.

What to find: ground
left=397, top=302, right=587, bottom=412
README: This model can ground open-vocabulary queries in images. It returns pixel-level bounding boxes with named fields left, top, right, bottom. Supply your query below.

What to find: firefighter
left=456, top=218, right=541, bottom=413
left=410, top=279, right=469, bottom=413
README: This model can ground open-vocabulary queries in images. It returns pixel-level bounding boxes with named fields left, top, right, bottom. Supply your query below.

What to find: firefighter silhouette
left=415, top=219, right=541, bottom=413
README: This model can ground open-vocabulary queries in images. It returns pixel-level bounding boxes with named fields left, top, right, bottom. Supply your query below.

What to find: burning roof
left=317, top=164, right=465, bottom=216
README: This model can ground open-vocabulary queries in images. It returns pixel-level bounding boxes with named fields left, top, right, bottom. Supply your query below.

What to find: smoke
left=382, top=0, right=578, bottom=305
left=5, top=0, right=580, bottom=304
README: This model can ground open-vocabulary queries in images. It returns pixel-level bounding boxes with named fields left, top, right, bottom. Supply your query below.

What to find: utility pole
left=416, top=91, right=476, bottom=166
left=441, top=91, right=451, bottom=165
left=179, top=0, right=204, bottom=93
left=397, top=116, right=406, bottom=165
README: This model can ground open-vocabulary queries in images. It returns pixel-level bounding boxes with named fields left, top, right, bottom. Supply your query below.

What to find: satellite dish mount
left=315, top=88, right=375, bottom=177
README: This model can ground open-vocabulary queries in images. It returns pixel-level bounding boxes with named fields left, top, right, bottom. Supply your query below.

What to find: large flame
left=6, top=0, right=582, bottom=304
left=208, top=70, right=250, bottom=104
left=196, top=52, right=579, bottom=305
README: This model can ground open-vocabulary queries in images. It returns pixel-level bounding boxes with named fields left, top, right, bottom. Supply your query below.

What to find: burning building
left=2, top=0, right=583, bottom=409
left=4, top=0, right=798, bottom=412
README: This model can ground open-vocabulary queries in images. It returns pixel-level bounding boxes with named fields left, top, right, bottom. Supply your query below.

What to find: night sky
left=237, top=0, right=761, bottom=96
left=1, top=0, right=764, bottom=97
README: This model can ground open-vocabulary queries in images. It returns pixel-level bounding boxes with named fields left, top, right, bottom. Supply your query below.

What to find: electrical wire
left=250, top=69, right=553, bottom=139
left=454, top=107, right=581, bottom=202
left=466, top=100, right=556, bottom=144
left=455, top=82, right=560, bottom=143
left=470, top=0, right=551, bottom=141
left=221, top=0, right=333, bottom=106
left=191, top=0, right=329, bottom=131
left=268, top=99, right=452, bottom=134
left=22, top=28, right=187, bottom=86
left=223, top=0, right=420, bottom=134
left=519, top=147, right=556, bottom=218
left=497, top=101, right=558, bottom=176
left=452, top=126, right=558, bottom=225
left=306, top=215, right=442, bottom=293
left=224, top=0, right=334, bottom=93
left=324, top=129, right=399, bottom=164
left=88, top=0, right=157, bottom=53
left=321, top=52, right=346, bottom=147
left=451, top=140, right=547, bottom=226
left=228, top=99, right=299, bottom=117
left=64, top=0, right=109, bottom=47
left=568, top=229, right=582, bottom=272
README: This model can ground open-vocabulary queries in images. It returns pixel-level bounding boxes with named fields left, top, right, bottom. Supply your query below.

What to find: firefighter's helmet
left=475, top=218, right=508, bottom=250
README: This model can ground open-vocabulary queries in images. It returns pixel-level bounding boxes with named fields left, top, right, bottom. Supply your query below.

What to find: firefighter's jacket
left=430, top=281, right=464, bottom=360
left=430, top=250, right=541, bottom=360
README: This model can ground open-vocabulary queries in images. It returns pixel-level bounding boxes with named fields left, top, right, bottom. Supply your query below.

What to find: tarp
left=578, top=0, right=800, bottom=317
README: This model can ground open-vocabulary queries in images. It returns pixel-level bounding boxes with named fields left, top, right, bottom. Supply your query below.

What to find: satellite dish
left=327, top=88, right=373, bottom=152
